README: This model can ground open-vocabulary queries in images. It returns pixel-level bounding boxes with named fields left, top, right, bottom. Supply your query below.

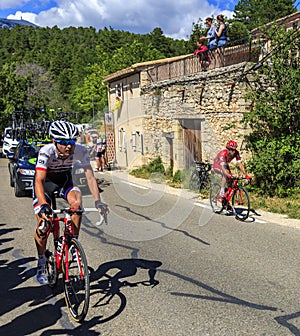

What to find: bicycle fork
left=235, top=189, right=245, bottom=205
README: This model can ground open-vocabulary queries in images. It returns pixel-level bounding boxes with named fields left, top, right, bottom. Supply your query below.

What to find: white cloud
left=6, top=0, right=234, bottom=40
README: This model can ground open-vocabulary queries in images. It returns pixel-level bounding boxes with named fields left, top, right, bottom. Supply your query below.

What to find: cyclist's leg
left=64, top=186, right=82, bottom=237
left=33, top=180, right=57, bottom=284
left=34, top=211, right=49, bottom=284
left=218, top=164, right=230, bottom=197
left=213, top=167, right=226, bottom=196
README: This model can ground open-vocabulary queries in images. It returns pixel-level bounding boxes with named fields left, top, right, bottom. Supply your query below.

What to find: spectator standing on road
left=94, top=134, right=107, bottom=173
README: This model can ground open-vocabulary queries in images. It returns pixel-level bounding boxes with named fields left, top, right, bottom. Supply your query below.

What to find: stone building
left=102, top=11, right=300, bottom=172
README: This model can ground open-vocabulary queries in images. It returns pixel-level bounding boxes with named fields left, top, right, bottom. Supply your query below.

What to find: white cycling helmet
left=49, top=120, right=78, bottom=140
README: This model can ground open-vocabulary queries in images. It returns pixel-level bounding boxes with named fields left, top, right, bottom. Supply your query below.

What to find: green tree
left=233, top=0, right=296, bottom=31
left=187, top=18, right=207, bottom=52
left=72, top=40, right=165, bottom=121
left=0, top=62, right=30, bottom=129
left=242, top=26, right=300, bottom=196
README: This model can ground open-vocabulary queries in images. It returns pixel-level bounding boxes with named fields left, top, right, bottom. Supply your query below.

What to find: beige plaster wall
left=108, top=62, right=254, bottom=171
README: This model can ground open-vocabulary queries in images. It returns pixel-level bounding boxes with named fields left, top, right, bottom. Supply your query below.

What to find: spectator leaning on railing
left=214, top=14, right=229, bottom=48
left=202, top=17, right=218, bottom=51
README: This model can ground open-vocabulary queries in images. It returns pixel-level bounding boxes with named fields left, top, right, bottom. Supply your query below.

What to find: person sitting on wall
left=194, top=37, right=211, bottom=71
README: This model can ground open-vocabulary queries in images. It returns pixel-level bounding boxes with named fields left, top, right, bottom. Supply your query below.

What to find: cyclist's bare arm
left=237, top=161, right=248, bottom=177
left=34, top=169, right=52, bottom=221
left=84, top=166, right=101, bottom=200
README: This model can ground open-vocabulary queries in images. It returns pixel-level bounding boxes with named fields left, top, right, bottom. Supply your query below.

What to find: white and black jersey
left=35, top=143, right=90, bottom=173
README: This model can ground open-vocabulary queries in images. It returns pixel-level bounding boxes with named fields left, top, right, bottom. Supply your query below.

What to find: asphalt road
left=1, top=158, right=300, bottom=336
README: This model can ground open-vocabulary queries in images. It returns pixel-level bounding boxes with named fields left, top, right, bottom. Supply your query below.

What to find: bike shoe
left=224, top=205, right=233, bottom=215
left=227, top=205, right=233, bottom=212
left=36, top=263, right=48, bottom=285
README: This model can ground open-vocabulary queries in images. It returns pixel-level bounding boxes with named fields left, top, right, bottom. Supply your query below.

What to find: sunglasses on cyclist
left=55, top=139, right=76, bottom=146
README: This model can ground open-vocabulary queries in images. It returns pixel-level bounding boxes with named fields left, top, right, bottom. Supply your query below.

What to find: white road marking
left=121, top=181, right=149, bottom=190
left=84, top=208, right=98, bottom=212
left=193, top=202, right=211, bottom=209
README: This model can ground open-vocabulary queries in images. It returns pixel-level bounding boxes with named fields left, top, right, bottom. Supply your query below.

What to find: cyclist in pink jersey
left=213, top=140, right=250, bottom=197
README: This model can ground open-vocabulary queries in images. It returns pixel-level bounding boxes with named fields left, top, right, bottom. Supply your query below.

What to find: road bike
left=210, top=177, right=251, bottom=221
left=189, top=161, right=212, bottom=192
left=44, top=197, right=90, bottom=322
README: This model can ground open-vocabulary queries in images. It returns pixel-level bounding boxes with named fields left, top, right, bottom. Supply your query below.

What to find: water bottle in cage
left=55, top=237, right=63, bottom=255
left=66, top=221, right=74, bottom=236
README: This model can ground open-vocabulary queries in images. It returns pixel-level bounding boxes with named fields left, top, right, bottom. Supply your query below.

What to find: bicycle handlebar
left=52, top=208, right=84, bottom=215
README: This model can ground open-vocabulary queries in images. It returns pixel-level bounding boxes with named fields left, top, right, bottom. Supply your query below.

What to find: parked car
left=2, top=127, right=19, bottom=157
left=7, top=141, right=49, bottom=197
left=72, top=161, right=87, bottom=190
left=8, top=141, right=88, bottom=197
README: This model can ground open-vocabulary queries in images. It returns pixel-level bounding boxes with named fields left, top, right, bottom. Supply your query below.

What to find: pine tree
left=233, top=0, right=296, bottom=31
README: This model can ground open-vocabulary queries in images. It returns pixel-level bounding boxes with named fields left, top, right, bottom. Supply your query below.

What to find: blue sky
left=0, top=0, right=299, bottom=39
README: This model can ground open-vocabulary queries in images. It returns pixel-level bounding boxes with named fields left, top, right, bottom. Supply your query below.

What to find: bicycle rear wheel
left=210, top=182, right=223, bottom=213
left=232, top=186, right=250, bottom=221
left=189, top=171, right=201, bottom=191
left=63, top=238, right=90, bottom=323
left=45, top=233, right=58, bottom=288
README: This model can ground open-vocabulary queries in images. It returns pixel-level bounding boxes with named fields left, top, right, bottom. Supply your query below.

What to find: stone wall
left=140, top=62, right=254, bottom=170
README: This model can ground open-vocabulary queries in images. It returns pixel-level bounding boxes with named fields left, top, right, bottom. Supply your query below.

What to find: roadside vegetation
left=130, top=157, right=300, bottom=220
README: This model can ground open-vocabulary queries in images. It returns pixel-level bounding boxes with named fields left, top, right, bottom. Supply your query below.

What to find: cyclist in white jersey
left=33, top=120, right=108, bottom=285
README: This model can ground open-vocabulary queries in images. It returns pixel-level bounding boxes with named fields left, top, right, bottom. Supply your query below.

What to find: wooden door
left=182, top=119, right=202, bottom=169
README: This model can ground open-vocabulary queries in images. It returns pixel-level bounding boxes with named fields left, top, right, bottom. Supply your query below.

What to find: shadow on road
left=0, top=223, right=65, bottom=335
left=88, top=258, right=162, bottom=323
left=116, top=204, right=210, bottom=246
left=0, top=219, right=162, bottom=335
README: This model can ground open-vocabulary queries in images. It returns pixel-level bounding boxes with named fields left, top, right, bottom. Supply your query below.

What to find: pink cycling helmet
left=226, top=140, right=238, bottom=149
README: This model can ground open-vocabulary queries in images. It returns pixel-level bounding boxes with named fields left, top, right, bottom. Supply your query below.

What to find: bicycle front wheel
left=63, top=238, right=90, bottom=323
left=210, top=182, right=223, bottom=213
left=232, top=186, right=250, bottom=221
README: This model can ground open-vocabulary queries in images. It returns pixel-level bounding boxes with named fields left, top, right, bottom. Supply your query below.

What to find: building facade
left=102, top=12, right=300, bottom=172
